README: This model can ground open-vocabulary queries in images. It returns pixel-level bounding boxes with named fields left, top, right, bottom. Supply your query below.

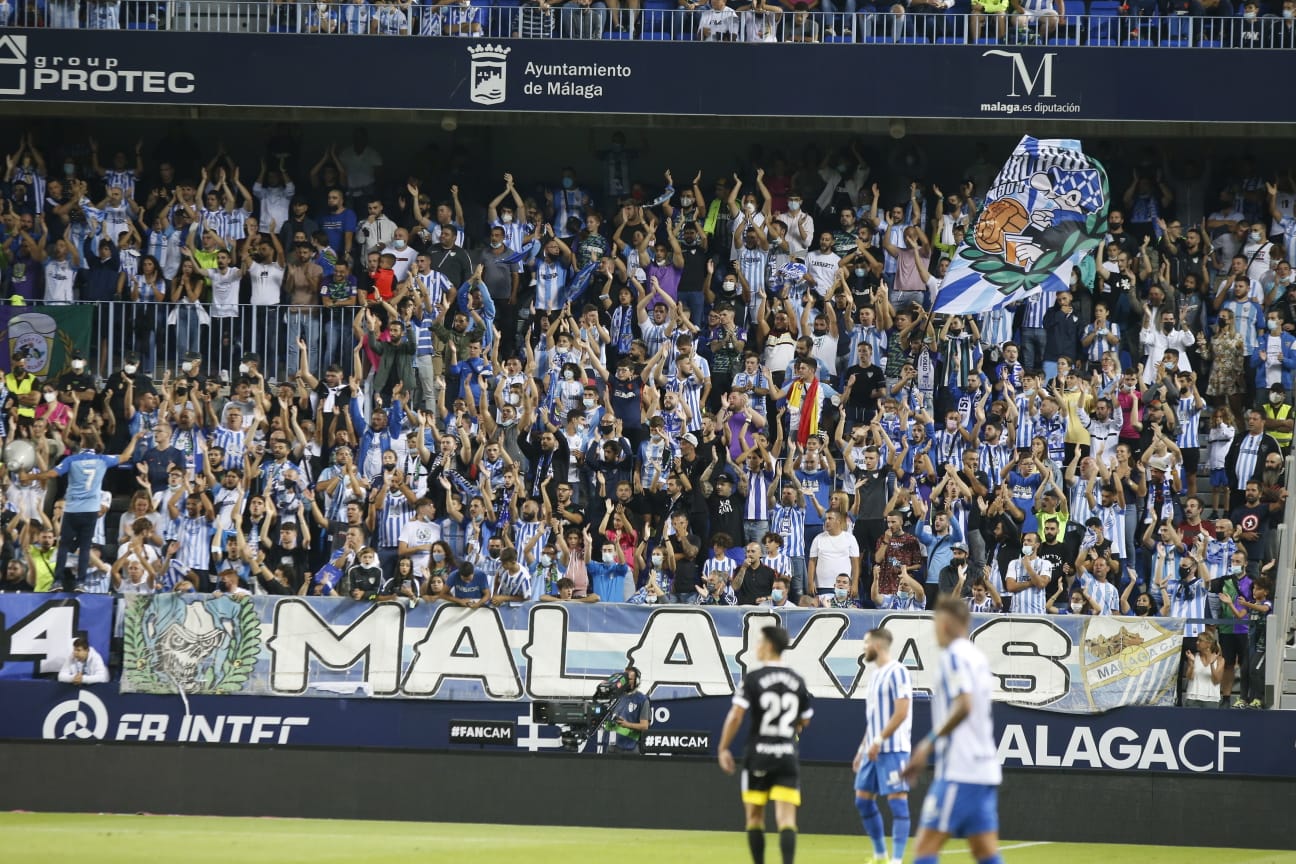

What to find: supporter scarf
left=790, top=377, right=820, bottom=446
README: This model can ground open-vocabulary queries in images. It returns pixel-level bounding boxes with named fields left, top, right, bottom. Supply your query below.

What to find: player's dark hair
left=762, top=626, right=790, bottom=656
left=73, top=636, right=89, bottom=650
left=935, top=596, right=971, bottom=626
left=867, top=628, right=893, bottom=648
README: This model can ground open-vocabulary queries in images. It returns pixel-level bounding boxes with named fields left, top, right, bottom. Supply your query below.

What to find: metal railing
left=56, top=300, right=361, bottom=386
left=2, top=2, right=1293, bottom=48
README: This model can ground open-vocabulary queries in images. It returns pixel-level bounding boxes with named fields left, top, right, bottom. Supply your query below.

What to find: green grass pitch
left=1, top=814, right=1293, bottom=864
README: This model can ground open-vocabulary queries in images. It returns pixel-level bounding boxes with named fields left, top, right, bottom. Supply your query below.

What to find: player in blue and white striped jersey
left=854, top=628, right=913, bottom=864
left=905, top=599, right=1002, bottom=864
left=1003, top=532, right=1050, bottom=615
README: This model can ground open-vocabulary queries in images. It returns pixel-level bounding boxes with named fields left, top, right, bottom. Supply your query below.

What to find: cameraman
left=605, top=666, right=651, bottom=755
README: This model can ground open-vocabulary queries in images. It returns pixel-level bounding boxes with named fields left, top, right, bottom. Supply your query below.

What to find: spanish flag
left=789, top=377, right=820, bottom=447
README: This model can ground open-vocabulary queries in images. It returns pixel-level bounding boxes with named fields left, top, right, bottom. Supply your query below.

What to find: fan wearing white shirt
left=59, top=637, right=109, bottom=686
left=807, top=511, right=860, bottom=603
left=252, top=160, right=296, bottom=233
left=1004, top=531, right=1051, bottom=615
left=698, top=0, right=739, bottom=41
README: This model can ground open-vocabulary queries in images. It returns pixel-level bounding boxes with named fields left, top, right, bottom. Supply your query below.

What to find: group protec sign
left=3, top=29, right=1296, bottom=123
left=120, top=594, right=1183, bottom=713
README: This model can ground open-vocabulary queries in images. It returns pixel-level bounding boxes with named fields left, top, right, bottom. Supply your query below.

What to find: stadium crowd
left=0, top=129, right=1284, bottom=706
left=6, top=0, right=1296, bottom=46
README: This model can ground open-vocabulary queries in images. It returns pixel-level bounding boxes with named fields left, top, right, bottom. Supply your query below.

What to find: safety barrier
left=1, top=2, right=1289, bottom=49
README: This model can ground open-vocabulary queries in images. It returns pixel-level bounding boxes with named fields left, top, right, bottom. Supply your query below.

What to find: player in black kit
left=717, top=625, right=814, bottom=864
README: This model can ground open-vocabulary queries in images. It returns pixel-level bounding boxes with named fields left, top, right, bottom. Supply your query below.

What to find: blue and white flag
left=933, top=136, right=1109, bottom=316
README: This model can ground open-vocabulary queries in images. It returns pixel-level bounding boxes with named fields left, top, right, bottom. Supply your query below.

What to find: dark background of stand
left=0, top=742, right=1289, bottom=848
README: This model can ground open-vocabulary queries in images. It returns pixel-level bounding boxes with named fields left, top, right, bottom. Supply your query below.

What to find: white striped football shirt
left=769, top=505, right=806, bottom=558
left=211, top=427, right=247, bottom=471
left=171, top=515, right=213, bottom=571
left=865, top=659, right=912, bottom=754
left=1006, top=558, right=1049, bottom=615
left=933, top=638, right=1002, bottom=785
left=1176, top=396, right=1202, bottom=450
left=744, top=468, right=774, bottom=520
left=378, top=491, right=415, bottom=549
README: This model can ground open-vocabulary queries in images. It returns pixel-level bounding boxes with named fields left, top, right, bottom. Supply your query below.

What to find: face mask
left=539, top=553, right=553, bottom=566
left=72, top=360, right=86, bottom=372
left=770, top=589, right=784, bottom=603
left=1271, top=392, right=1285, bottom=404
left=854, top=268, right=866, bottom=278
left=602, top=552, right=616, bottom=564
left=563, top=370, right=575, bottom=381
left=646, top=593, right=657, bottom=604
left=488, top=548, right=500, bottom=559
left=722, top=280, right=736, bottom=292
left=43, top=392, right=55, bottom=403
left=490, top=240, right=503, bottom=250
left=896, top=590, right=911, bottom=603
left=561, top=177, right=574, bottom=190
left=180, top=361, right=193, bottom=373
left=500, top=213, right=515, bottom=225
left=432, top=551, right=445, bottom=563
left=1162, top=322, right=1174, bottom=333
left=834, top=587, right=847, bottom=600
left=836, top=163, right=848, bottom=174
left=651, top=555, right=664, bottom=567
left=680, top=197, right=694, bottom=208
left=1229, top=564, right=1243, bottom=576
left=1285, top=7, right=1293, bottom=16
left=63, top=162, right=75, bottom=176
left=743, top=202, right=756, bottom=214
left=239, top=363, right=250, bottom=375
left=1022, top=545, right=1034, bottom=557
left=1070, top=602, right=1084, bottom=613
left=1269, top=319, right=1281, bottom=330
left=1249, top=229, right=1262, bottom=241
left=124, top=364, right=138, bottom=375
left=788, top=201, right=801, bottom=212
left=946, top=420, right=958, bottom=431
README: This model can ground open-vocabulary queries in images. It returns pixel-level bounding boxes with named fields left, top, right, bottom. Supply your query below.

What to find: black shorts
left=742, top=752, right=801, bottom=806
left=1181, top=447, right=1200, bottom=475
left=1218, top=632, right=1244, bottom=664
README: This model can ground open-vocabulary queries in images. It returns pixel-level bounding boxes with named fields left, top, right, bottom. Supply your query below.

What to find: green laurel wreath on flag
left=122, top=595, right=165, bottom=693
left=211, top=598, right=263, bottom=694
left=959, top=159, right=1110, bottom=297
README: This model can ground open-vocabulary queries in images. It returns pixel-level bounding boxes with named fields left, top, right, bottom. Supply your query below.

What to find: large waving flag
left=933, top=136, right=1109, bottom=316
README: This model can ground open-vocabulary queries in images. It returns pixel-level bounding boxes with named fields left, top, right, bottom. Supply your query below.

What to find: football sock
left=855, top=797, right=887, bottom=857
left=914, top=855, right=940, bottom=864
left=779, top=827, right=797, bottom=864
left=889, top=798, right=911, bottom=862
left=746, top=827, right=765, bottom=864
left=978, top=855, right=1005, bottom=864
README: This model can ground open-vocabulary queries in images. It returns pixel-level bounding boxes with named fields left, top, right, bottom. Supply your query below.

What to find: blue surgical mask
left=834, top=587, right=847, bottom=600
left=432, top=551, right=445, bottom=563
left=562, top=177, right=574, bottom=190
left=770, top=589, right=784, bottom=603
left=393, top=239, right=406, bottom=250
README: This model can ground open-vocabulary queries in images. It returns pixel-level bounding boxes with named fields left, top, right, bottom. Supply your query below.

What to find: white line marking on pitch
left=942, top=841, right=1053, bottom=854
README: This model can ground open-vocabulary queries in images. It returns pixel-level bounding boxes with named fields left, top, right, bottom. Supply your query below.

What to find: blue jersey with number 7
left=55, top=452, right=119, bottom=513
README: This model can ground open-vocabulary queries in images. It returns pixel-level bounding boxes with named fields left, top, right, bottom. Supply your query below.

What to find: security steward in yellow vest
left=4, top=349, right=40, bottom=428
left=1262, top=382, right=1293, bottom=451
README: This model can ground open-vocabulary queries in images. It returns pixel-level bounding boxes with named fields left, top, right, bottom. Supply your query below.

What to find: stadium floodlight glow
left=441, top=113, right=459, bottom=133
left=889, top=118, right=906, bottom=140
